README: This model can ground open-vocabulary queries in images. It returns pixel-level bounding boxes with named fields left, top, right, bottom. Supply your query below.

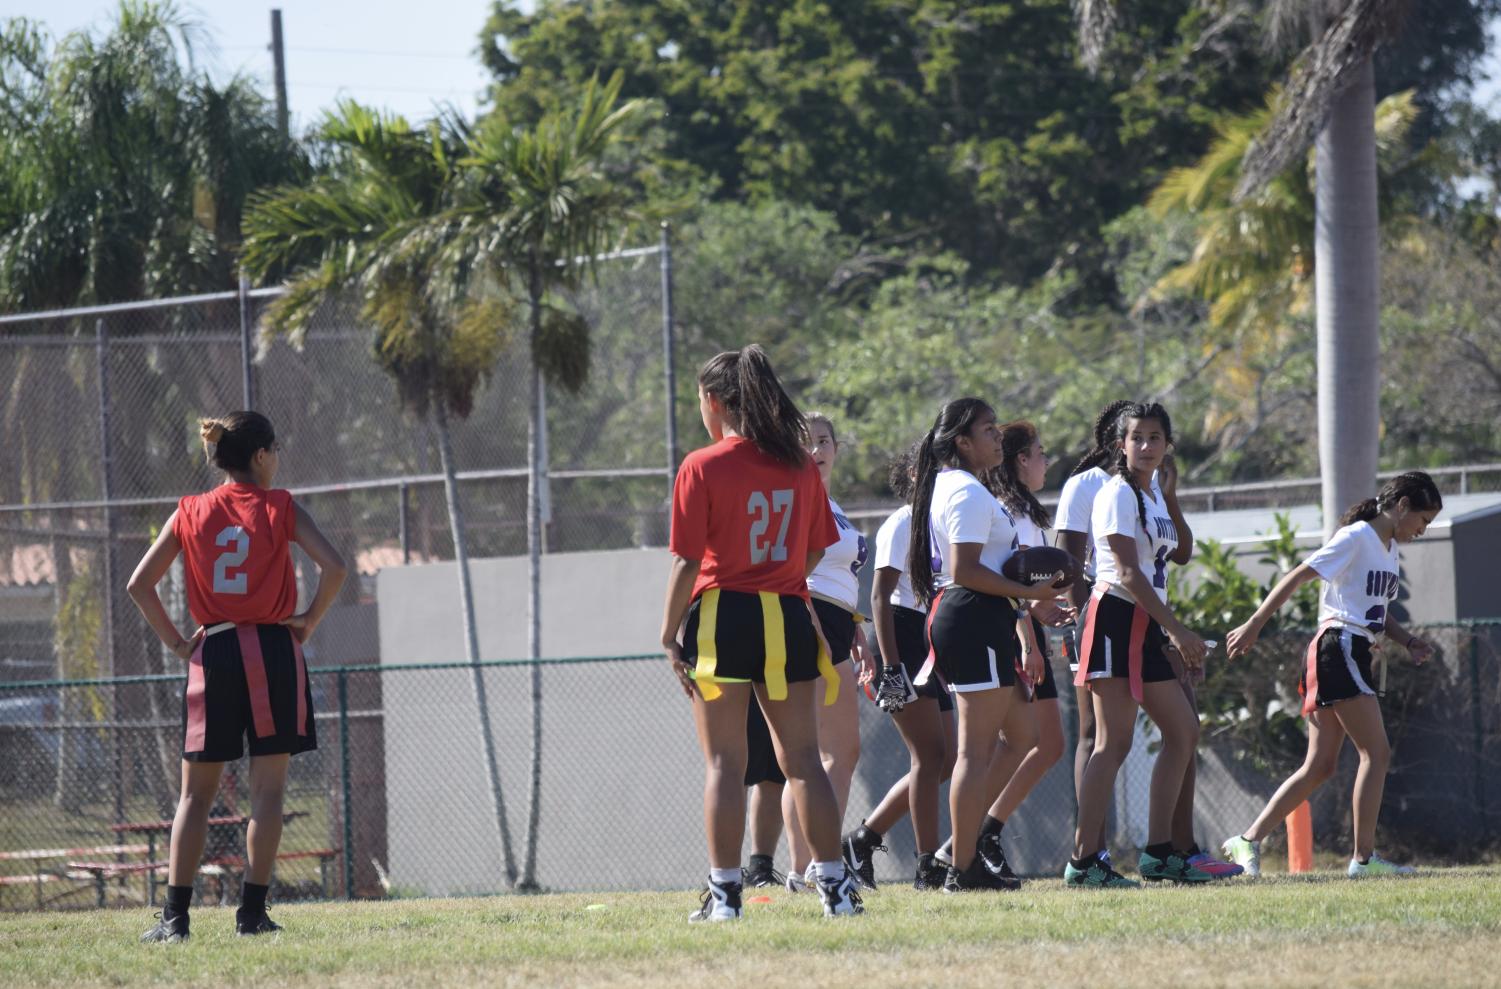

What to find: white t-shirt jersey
left=1091, top=474, right=1177, bottom=606
left=929, top=469, right=1020, bottom=592
left=807, top=495, right=868, bottom=612
left=1014, top=513, right=1048, bottom=550
left=1055, top=467, right=1109, bottom=576
left=873, top=504, right=923, bottom=613
left=1302, top=521, right=1400, bottom=638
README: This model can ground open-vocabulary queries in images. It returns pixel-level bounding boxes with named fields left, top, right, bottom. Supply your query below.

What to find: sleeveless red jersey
left=670, top=436, right=839, bottom=600
left=173, top=483, right=299, bottom=626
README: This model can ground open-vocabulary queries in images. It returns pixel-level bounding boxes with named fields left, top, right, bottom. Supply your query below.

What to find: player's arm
left=660, top=554, right=701, bottom=698
left=1104, top=533, right=1205, bottom=668
left=951, top=542, right=1060, bottom=601
left=1383, top=614, right=1433, bottom=666
left=1057, top=529, right=1091, bottom=611
left=126, top=510, right=201, bottom=661
left=1158, top=454, right=1194, bottom=565
left=282, top=503, right=349, bottom=642
left=870, top=567, right=901, bottom=675
left=1225, top=563, right=1321, bottom=659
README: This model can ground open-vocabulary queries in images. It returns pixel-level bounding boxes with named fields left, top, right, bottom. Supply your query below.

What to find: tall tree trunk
left=521, top=261, right=544, bottom=892
left=1315, top=58, right=1381, bottom=538
left=434, top=403, right=517, bottom=887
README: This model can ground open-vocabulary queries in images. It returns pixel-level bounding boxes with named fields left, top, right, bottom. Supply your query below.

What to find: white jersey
left=807, top=495, right=867, bottom=612
left=1303, top=521, right=1400, bottom=638
left=929, top=468, right=1020, bottom=592
left=1091, top=474, right=1177, bottom=606
left=873, top=504, right=924, bottom=613
left=1055, top=467, right=1109, bottom=576
left=1013, top=513, right=1048, bottom=549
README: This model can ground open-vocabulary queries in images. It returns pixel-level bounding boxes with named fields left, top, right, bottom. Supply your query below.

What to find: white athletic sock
left=812, top=860, right=845, bottom=882
left=709, top=867, right=740, bottom=886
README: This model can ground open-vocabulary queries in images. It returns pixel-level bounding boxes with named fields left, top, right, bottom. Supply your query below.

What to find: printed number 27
left=213, top=525, right=250, bottom=594
left=748, top=490, right=795, bottom=564
left=1152, top=545, right=1169, bottom=590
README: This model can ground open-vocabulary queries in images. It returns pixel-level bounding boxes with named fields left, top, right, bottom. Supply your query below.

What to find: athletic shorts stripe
left=291, top=636, right=309, bottom=736
left=683, top=589, right=825, bottom=701
left=184, top=643, right=208, bottom=752
left=236, top=625, right=278, bottom=739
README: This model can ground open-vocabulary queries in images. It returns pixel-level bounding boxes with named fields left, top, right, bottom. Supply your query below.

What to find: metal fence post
left=660, top=222, right=678, bottom=484
left=338, top=668, right=355, bottom=900
left=238, top=273, right=257, bottom=410
left=95, top=317, right=125, bottom=826
left=398, top=482, right=411, bottom=565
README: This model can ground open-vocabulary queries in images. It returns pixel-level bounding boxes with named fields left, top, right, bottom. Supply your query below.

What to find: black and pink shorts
left=182, top=622, right=317, bottom=762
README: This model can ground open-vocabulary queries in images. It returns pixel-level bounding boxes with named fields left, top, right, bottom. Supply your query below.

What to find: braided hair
left=907, top=399, right=997, bottom=606
left=1072, top=399, right=1134, bottom=476
left=697, top=345, right=808, bottom=467
left=1339, top=471, right=1443, bottom=527
left=1109, top=402, right=1173, bottom=546
left=989, top=421, right=1051, bottom=529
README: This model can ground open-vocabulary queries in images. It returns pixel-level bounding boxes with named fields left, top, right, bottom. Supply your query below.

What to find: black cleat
left=943, top=854, right=1023, bottom=893
left=140, top=911, right=190, bottom=943
left=841, top=823, right=886, bottom=890
left=235, top=910, right=283, bottom=936
left=977, top=831, right=1023, bottom=889
left=913, top=853, right=947, bottom=891
left=743, top=854, right=785, bottom=889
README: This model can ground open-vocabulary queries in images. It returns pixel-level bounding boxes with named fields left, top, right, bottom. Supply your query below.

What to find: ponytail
left=200, top=411, right=276, bottom=473
left=1338, top=471, right=1443, bottom=528
left=1072, top=399, right=1133, bottom=476
left=906, top=398, right=996, bottom=606
left=697, top=345, right=808, bottom=467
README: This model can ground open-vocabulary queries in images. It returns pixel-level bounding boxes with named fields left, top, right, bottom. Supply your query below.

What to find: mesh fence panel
left=1, top=622, right=1497, bottom=909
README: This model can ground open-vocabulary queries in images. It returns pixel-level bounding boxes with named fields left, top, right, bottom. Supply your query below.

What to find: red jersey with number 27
left=173, top=483, right=299, bottom=626
left=670, top=436, right=840, bottom=600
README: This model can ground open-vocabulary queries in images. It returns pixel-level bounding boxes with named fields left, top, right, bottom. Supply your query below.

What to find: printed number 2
left=1152, top=545, right=1169, bottom=590
left=1364, top=604, right=1386, bottom=632
left=747, top=489, right=795, bottom=564
left=213, top=525, right=250, bottom=594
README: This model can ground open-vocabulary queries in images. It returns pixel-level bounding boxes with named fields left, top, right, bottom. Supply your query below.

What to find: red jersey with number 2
left=670, top=436, right=840, bottom=600
left=173, top=483, right=299, bottom=626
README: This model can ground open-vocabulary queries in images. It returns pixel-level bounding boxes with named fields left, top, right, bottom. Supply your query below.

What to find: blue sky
left=7, top=1, right=1501, bottom=128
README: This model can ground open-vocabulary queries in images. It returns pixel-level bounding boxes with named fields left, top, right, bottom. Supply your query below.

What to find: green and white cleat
left=1138, top=849, right=1214, bottom=884
left=1064, top=857, right=1140, bottom=889
left=1221, top=835, right=1262, bottom=877
left=1348, top=854, right=1415, bottom=878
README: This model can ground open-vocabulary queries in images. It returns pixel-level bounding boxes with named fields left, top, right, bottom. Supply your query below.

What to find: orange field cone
left=1286, top=800, right=1314, bottom=873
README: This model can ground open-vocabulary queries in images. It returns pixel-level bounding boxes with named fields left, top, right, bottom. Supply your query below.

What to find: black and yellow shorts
left=683, top=589, right=837, bottom=703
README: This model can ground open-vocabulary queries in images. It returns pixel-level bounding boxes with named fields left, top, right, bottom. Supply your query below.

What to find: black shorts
left=182, top=623, right=316, bottom=763
left=1074, top=592, right=1176, bottom=700
left=925, top=586, right=1019, bottom=693
left=1299, top=626, right=1378, bottom=713
left=683, top=589, right=821, bottom=696
left=811, top=597, right=856, bottom=667
left=745, top=699, right=785, bottom=786
left=885, top=605, right=953, bottom=712
left=1027, top=617, right=1059, bottom=702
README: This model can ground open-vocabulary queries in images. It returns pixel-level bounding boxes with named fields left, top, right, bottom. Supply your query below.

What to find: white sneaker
left=687, top=878, right=743, bottom=923
left=816, top=871, right=864, bottom=917
left=934, top=838, right=953, bottom=868
left=1221, top=835, right=1262, bottom=878
left=1348, top=853, right=1415, bottom=878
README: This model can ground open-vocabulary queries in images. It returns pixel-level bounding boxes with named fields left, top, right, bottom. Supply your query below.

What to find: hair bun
left=199, top=419, right=226, bottom=444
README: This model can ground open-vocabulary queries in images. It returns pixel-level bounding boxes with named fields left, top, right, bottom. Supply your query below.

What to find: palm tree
left=1078, top=0, right=1413, bottom=533
left=1145, top=90, right=1417, bottom=468
left=240, top=103, right=521, bottom=887
left=402, top=71, right=651, bottom=890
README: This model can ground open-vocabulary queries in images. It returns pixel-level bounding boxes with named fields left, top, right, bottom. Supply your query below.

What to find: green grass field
left=4, top=868, right=1500, bottom=988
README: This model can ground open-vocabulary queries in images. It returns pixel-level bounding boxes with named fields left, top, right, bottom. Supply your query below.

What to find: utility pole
left=270, top=9, right=289, bottom=139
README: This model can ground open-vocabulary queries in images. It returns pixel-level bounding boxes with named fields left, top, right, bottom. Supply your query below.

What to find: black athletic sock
left=1069, top=855, right=1098, bottom=871
left=981, top=815, right=1005, bottom=837
left=1145, top=842, right=1174, bottom=861
left=164, top=884, right=193, bottom=920
left=1184, top=842, right=1203, bottom=858
left=240, top=881, right=269, bottom=915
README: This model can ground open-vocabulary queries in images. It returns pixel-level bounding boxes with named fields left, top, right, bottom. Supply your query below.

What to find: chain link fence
left=0, top=621, right=1496, bottom=908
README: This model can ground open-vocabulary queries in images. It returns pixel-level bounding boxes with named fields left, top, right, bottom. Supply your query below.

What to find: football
left=1001, top=545, right=1082, bottom=589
